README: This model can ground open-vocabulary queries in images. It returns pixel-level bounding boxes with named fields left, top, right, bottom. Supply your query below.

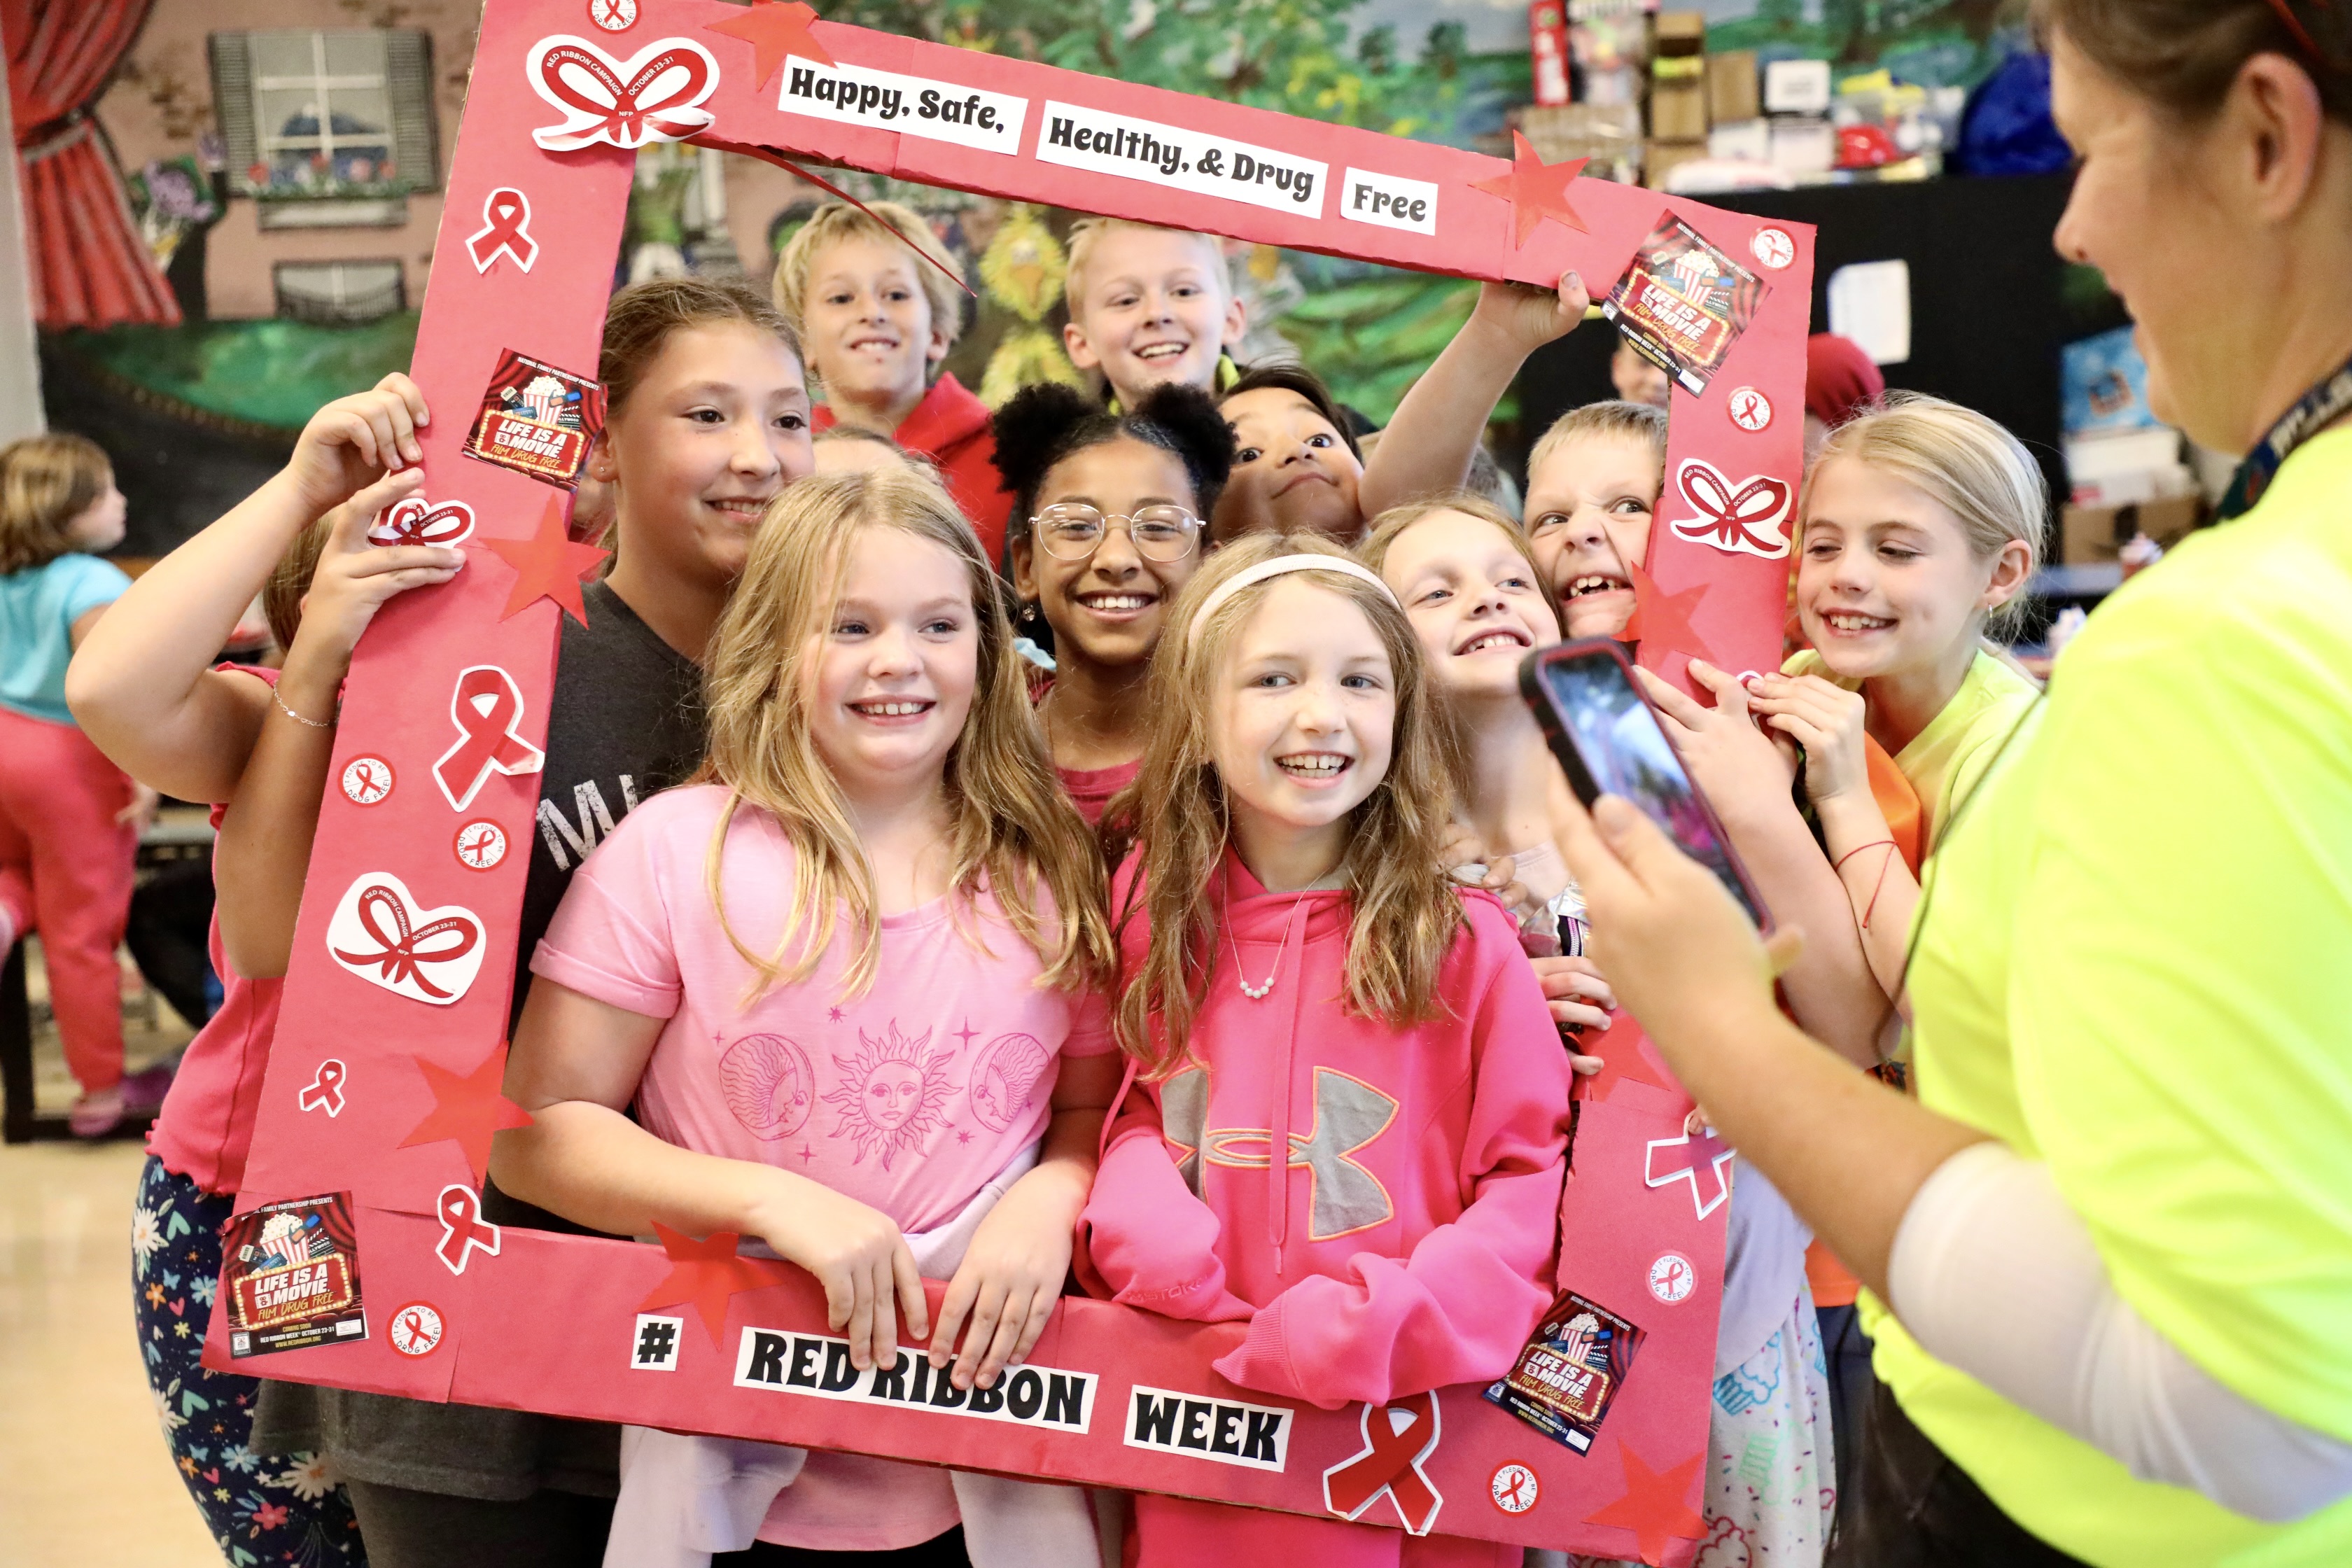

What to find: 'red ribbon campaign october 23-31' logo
left=527, top=35, right=719, bottom=151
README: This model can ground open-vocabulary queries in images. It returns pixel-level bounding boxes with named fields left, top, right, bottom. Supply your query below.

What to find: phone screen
left=1532, top=647, right=1768, bottom=927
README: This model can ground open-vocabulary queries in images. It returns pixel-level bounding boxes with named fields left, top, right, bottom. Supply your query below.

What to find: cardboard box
left=1770, top=115, right=1837, bottom=177
left=1644, top=139, right=1709, bottom=189
left=1765, top=57, right=1833, bottom=114
left=2060, top=493, right=2203, bottom=564
left=1654, top=10, right=1708, bottom=55
left=1708, top=117, right=1770, bottom=162
left=1707, top=50, right=1760, bottom=124
left=1650, top=80, right=1709, bottom=141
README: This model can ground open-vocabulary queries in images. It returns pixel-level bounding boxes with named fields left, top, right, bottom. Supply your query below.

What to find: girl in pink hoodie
left=1078, top=533, right=1576, bottom=1567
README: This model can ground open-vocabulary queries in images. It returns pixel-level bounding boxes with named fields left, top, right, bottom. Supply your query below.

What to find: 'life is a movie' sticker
left=1037, top=102, right=1327, bottom=217
left=1483, top=1289, right=1645, bottom=1454
left=463, top=349, right=606, bottom=489
left=220, top=1193, right=367, bottom=1358
left=776, top=56, right=1026, bottom=155
left=1602, top=215, right=1768, bottom=398
left=736, top=1327, right=1096, bottom=1435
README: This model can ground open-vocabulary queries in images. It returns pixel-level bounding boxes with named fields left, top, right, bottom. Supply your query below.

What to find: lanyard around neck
left=2216, top=351, right=2352, bottom=520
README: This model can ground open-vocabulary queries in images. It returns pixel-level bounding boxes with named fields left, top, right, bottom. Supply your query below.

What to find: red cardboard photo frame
left=206, top=3, right=1815, bottom=1560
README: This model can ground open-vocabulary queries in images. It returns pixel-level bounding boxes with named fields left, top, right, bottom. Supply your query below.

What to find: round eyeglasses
left=1030, top=503, right=1202, bottom=562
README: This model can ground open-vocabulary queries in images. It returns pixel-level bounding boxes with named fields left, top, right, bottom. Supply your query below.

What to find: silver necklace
left=1227, top=891, right=1312, bottom=1000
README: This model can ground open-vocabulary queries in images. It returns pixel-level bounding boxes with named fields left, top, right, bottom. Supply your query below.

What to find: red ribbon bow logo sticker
left=433, top=666, right=546, bottom=812
left=435, top=1184, right=502, bottom=1275
left=1666, top=458, right=1794, bottom=561
left=369, top=496, right=477, bottom=549
left=466, top=188, right=538, bottom=274
left=1645, top=1127, right=1735, bottom=1219
left=1323, top=1390, right=1445, bottom=1535
left=326, top=872, right=486, bottom=1007
left=527, top=34, right=720, bottom=152
left=298, top=1058, right=348, bottom=1116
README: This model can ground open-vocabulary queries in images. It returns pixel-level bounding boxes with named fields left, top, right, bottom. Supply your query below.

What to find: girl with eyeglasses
left=992, top=382, right=1236, bottom=824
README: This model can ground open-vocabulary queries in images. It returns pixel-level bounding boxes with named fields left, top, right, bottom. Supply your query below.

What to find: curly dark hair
left=990, top=381, right=1236, bottom=526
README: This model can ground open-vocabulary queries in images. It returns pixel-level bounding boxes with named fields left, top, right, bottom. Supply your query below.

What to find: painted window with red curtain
left=4, top=0, right=182, bottom=329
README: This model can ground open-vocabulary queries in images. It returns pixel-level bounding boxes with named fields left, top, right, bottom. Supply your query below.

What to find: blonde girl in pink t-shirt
left=493, top=464, right=1120, bottom=1566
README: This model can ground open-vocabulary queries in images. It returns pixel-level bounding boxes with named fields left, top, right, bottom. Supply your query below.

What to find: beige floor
left=4, top=938, right=225, bottom=1564
left=2, top=1140, right=227, bottom=1566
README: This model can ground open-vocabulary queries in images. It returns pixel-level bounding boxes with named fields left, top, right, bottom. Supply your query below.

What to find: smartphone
left=1519, top=638, right=1772, bottom=930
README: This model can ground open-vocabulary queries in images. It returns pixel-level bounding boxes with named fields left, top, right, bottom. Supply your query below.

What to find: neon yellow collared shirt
left=1859, top=428, right=2352, bottom=1566
left=1781, top=645, right=2038, bottom=849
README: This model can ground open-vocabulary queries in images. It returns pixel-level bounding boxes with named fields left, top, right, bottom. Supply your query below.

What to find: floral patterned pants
left=134, top=1155, right=368, bottom=1567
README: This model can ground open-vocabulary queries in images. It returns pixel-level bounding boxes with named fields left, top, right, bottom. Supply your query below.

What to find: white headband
left=1186, top=554, right=1400, bottom=650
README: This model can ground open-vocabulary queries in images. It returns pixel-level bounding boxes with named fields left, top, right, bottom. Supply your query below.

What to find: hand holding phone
left=1519, top=638, right=1772, bottom=931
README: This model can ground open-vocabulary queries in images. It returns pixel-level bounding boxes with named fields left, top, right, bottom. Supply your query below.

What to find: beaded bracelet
left=274, top=688, right=335, bottom=729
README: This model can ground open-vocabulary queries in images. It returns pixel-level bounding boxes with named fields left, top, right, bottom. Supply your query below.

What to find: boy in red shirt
left=774, top=200, right=1011, bottom=563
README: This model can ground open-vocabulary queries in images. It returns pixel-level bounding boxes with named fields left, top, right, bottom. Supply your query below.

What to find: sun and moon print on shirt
left=717, top=1018, right=1057, bottom=1168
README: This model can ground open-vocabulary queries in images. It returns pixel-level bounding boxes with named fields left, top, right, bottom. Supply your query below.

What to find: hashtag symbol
left=636, top=1320, right=677, bottom=1365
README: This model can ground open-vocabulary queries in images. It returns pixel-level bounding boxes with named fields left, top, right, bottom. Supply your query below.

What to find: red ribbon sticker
left=325, top=873, right=486, bottom=1007
left=1322, top=1391, right=1445, bottom=1535
left=466, top=187, right=539, bottom=274
left=298, top=1058, right=348, bottom=1116
left=369, top=496, right=477, bottom=548
left=1644, top=1128, right=1735, bottom=1219
left=435, top=1184, right=502, bottom=1275
left=527, top=34, right=720, bottom=152
left=433, top=666, right=546, bottom=812
left=1667, top=458, right=1793, bottom=561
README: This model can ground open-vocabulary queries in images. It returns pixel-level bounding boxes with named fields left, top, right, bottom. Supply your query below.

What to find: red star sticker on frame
left=1623, top=559, right=1711, bottom=662
left=398, top=1044, right=534, bottom=1183
left=482, top=498, right=608, bottom=626
left=705, top=0, right=836, bottom=88
left=1471, top=131, right=1592, bottom=249
left=640, top=1225, right=797, bottom=1348
left=1581, top=1440, right=1707, bottom=1563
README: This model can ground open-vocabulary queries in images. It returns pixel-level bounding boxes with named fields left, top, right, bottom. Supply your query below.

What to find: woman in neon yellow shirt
left=1548, top=3, right=2352, bottom=1564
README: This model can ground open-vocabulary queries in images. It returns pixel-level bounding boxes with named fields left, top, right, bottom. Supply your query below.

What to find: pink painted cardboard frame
left=204, top=3, right=1815, bottom=1560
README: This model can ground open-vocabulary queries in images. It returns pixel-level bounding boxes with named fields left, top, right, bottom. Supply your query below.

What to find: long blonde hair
left=1809, top=392, right=2045, bottom=641
left=696, top=465, right=1113, bottom=1000
left=1112, top=533, right=1464, bottom=1075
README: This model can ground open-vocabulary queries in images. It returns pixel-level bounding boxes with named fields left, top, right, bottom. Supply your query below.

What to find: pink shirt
left=531, top=783, right=1113, bottom=1550
left=147, top=667, right=280, bottom=1195
left=1056, top=759, right=1140, bottom=828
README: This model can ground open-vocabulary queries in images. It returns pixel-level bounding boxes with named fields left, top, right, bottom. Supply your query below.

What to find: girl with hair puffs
left=995, top=381, right=1234, bottom=823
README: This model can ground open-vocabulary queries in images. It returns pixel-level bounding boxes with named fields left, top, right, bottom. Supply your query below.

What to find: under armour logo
left=1201, top=1069, right=1397, bottom=1240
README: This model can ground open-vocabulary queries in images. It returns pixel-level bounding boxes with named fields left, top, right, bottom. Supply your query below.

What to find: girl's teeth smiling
left=1459, top=631, right=1526, bottom=655
left=1078, top=593, right=1152, bottom=612
left=1823, top=610, right=1895, bottom=631
left=1135, top=343, right=1187, bottom=362
left=1276, top=752, right=1350, bottom=779
left=1569, top=575, right=1628, bottom=598
left=851, top=699, right=932, bottom=718
left=709, top=498, right=766, bottom=518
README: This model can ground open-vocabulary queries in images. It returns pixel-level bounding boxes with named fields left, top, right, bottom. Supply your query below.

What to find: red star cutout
left=1471, top=131, right=1591, bottom=250
left=1578, top=1016, right=1684, bottom=1105
left=639, top=1224, right=797, bottom=1348
left=482, top=498, right=608, bottom=626
left=1582, top=1440, right=1707, bottom=1564
left=398, top=1044, right=533, bottom=1184
left=1623, top=559, right=1711, bottom=662
left=705, top=0, right=836, bottom=87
